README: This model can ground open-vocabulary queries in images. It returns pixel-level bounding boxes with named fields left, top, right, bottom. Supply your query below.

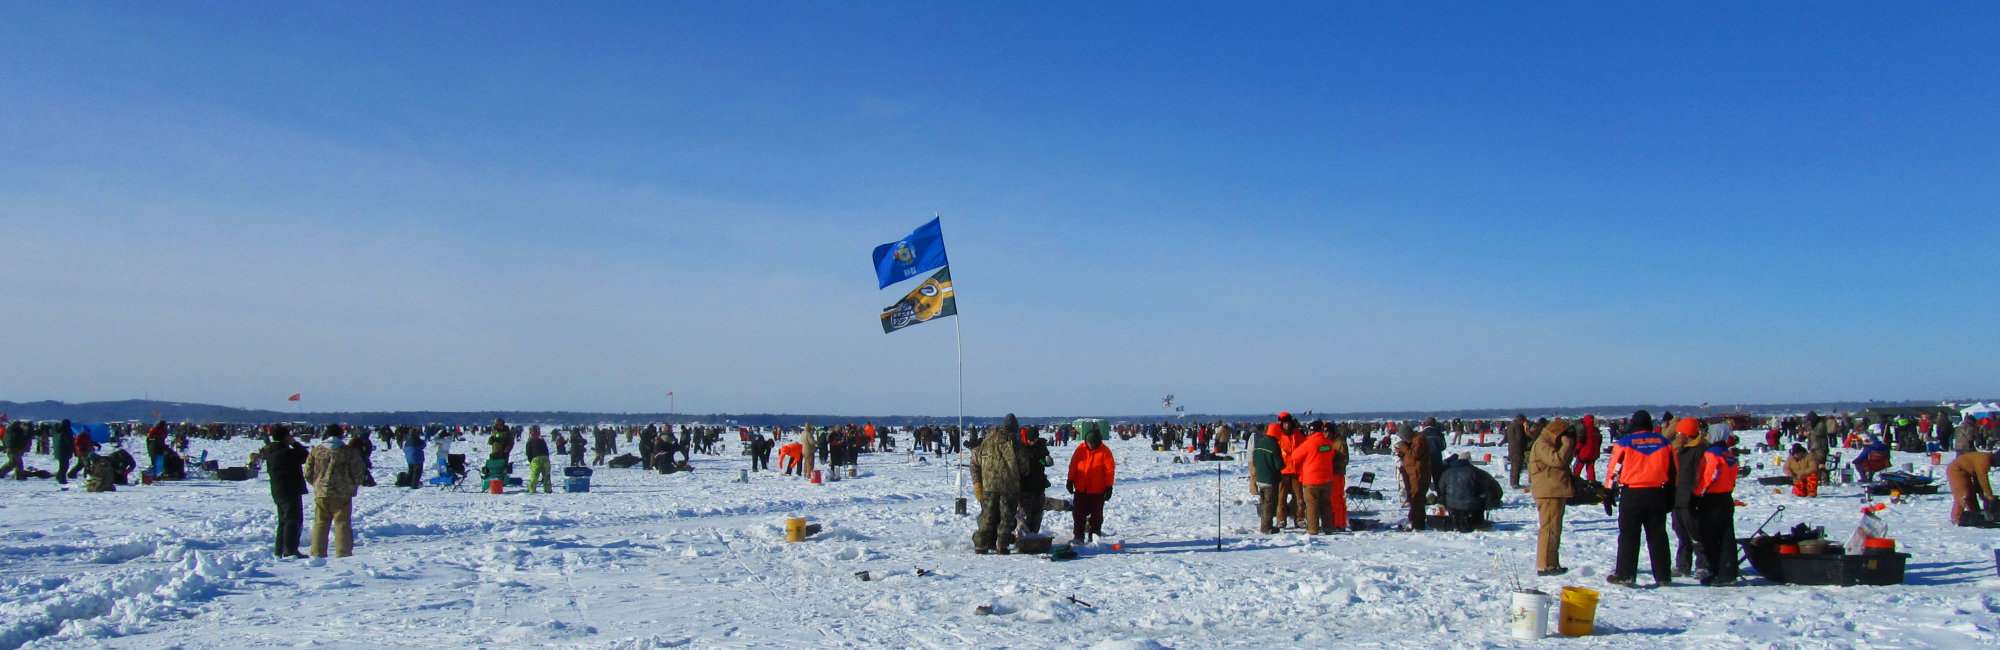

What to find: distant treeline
left=1, top=398, right=1968, bottom=428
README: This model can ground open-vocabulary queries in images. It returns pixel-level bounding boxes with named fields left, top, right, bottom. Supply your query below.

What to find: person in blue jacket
left=1852, top=438, right=1891, bottom=483
left=401, top=427, right=426, bottom=489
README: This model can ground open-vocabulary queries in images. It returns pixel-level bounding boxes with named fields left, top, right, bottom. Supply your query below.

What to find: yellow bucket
left=785, top=517, right=807, bottom=543
left=1557, top=586, right=1600, bottom=636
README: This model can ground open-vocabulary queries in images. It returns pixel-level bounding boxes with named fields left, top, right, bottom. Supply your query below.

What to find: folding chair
left=431, top=453, right=469, bottom=491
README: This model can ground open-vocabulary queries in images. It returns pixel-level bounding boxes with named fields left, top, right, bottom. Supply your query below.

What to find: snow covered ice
left=1, top=434, right=1995, bottom=648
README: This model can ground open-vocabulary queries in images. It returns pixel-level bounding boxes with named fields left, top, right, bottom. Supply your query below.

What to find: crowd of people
left=4, top=406, right=1994, bottom=577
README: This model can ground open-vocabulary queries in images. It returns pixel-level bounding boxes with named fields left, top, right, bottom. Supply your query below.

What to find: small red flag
left=287, top=393, right=302, bottom=402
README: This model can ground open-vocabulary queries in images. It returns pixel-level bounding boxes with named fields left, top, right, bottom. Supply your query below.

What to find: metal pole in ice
left=953, top=311, right=965, bottom=496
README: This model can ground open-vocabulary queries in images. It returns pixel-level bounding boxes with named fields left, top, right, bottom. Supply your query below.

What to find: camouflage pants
left=973, top=494, right=1019, bottom=551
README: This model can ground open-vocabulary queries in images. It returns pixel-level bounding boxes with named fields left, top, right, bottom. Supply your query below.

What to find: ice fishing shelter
left=73, top=422, right=113, bottom=443
left=1959, top=402, right=2000, bottom=420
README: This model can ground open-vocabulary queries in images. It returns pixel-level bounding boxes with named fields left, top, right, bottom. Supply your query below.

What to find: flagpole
left=948, top=214, right=966, bottom=505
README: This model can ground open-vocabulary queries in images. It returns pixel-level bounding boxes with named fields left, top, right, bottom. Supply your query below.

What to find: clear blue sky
left=3, top=2, right=1995, bottom=415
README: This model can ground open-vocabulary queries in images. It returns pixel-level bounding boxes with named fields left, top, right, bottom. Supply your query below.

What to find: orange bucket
left=488, top=479, right=504, bottom=494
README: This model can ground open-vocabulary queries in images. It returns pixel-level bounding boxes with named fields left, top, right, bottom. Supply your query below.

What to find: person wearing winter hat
left=1274, top=413, right=1306, bottom=529
left=1529, top=418, right=1576, bottom=575
left=1067, top=423, right=1116, bottom=544
left=1784, top=444, right=1821, bottom=497
left=1668, top=417, right=1707, bottom=578
left=1016, top=423, right=1053, bottom=539
left=1692, top=429, right=1741, bottom=584
left=1604, top=409, right=1674, bottom=586
left=1395, top=426, right=1435, bottom=531
left=970, top=415, right=1025, bottom=554
left=303, top=427, right=370, bottom=558
left=1286, top=421, right=1347, bottom=534
left=261, top=425, right=310, bottom=558
left=1252, top=420, right=1287, bottom=533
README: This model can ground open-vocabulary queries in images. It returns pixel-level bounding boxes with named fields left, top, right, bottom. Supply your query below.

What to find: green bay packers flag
left=880, top=267, right=956, bottom=334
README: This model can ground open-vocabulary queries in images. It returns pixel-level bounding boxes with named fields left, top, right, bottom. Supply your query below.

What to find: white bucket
left=1508, top=589, right=1551, bottom=640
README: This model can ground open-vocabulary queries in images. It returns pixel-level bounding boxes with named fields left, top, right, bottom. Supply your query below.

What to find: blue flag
left=871, top=218, right=950, bottom=289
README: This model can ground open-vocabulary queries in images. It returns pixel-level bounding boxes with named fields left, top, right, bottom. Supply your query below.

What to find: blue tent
left=73, top=422, right=113, bottom=444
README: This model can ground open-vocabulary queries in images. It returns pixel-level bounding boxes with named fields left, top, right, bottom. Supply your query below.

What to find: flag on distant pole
left=870, top=217, right=950, bottom=289
left=288, top=393, right=302, bottom=402
left=880, top=268, right=957, bottom=334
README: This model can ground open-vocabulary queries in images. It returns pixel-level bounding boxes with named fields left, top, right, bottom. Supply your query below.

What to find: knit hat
left=1675, top=417, right=1700, bottom=436
left=1629, top=410, right=1654, bottom=433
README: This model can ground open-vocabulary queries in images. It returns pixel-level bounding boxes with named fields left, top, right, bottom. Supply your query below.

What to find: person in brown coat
left=303, top=427, right=372, bottom=558
left=1396, top=429, right=1434, bottom=531
left=1529, top=418, right=1576, bottom=575
left=1783, top=445, right=1821, bottom=497
left=1946, top=451, right=1995, bottom=526
left=1506, top=415, right=1532, bottom=489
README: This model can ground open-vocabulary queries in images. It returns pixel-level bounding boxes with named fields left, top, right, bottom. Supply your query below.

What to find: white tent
left=1958, top=402, right=2000, bottom=419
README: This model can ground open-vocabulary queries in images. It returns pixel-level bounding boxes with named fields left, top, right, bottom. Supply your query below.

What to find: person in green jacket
left=483, top=418, right=515, bottom=487
left=1252, top=421, right=1287, bottom=533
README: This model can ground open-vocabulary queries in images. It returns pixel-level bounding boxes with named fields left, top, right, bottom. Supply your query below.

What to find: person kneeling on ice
left=304, top=424, right=371, bottom=558
left=1784, top=444, right=1821, bottom=497
left=969, top=416, right=1026, bottom=555
left=1437, top=454, right=1502, bottom=532
left=1946, top=450, right=1995, bottom=526
left=1067, top=425, right=1116, bottom=544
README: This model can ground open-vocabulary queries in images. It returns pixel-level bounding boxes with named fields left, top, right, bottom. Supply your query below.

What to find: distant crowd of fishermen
left=6, top=409, right=1992, bottom=575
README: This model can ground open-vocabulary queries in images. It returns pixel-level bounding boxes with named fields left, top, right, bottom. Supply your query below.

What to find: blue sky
left=3, top=2, right=1996, bottom=415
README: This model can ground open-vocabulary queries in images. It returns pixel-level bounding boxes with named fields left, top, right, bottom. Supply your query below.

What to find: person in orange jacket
left=1066, top=427, right=1117, bottom=544
left=1692, top=424, right=1740, bottom=584
left=1273, top=412, right=1306, bottom=529
left=1285, top=421, right=1349, bottom=534
left=1604, top=410, right=1676, bottom=586
left=777, top=442, right=804, bottom=476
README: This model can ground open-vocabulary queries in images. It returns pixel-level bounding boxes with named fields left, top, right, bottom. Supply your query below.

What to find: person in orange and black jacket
left=1692, top=422, right=1740, bottom=584
left=1273, top=412, right=1306, bottom=530
left=1604, top=410, right=1675, bottom=587
left=1285, top=421, right=1344, bottom=534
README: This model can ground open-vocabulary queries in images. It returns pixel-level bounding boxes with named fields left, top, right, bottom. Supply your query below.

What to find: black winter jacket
left=262, top=440, right=310, bottom=497
left=1438, top=458, right=1502, bottom=511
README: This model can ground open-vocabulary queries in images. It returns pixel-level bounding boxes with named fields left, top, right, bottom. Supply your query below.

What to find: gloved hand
left=1103, top=486, right=1113, bottom=501
left=1065, top=480, right=1075, bottom=494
